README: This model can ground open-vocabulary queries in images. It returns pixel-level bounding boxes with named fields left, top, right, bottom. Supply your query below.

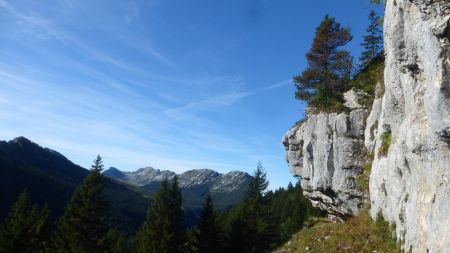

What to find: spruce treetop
left=91, top=155, right=104, bottom=172
left=294, top=15, right=353, bottom=111
left=51, top=155, right=109, bottom=253
left=0, top=190, right=49, bottom=253
left=360, top=10, right=383, bottom=68
left=134, top=177, right=186, bottom=253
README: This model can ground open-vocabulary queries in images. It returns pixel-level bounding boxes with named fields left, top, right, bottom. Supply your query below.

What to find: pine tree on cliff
left=194, top=195, right=225, bottom=253
left=51, top=155, right=109, bottom=252
left=134, top=177, right=186, bottom=253
left=360, top=10, right=383, bottom=68
left=294, top=15, right=353, bottom=110
left=0, top=190, right=49, bottom=253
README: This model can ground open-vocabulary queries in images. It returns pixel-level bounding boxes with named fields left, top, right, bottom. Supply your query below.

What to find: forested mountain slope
left=0, top=137, right=150, bottom=235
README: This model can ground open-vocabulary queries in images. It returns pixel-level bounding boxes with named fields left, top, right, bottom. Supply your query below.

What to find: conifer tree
left=0, top=190, right=49, bottom=253
left=360, top=10, right=383, bottom=68
left=229, top=162, right=276, bottom=253
left=227, top=210, right=249, bottom=252
left=168, top=176, right=186, bottom=250
left=194, top=195, right=225, bottom=253
left=276, top=183, right=308, bottom=242
left=105, top=228, right=128, bottom=253
left=247, top=162, right=269, bottom=202
left=134, top=177, right=186, bottom=253
left=51, top=155, right=109, bottom=253
left=294, top=15, right=353, bottom=110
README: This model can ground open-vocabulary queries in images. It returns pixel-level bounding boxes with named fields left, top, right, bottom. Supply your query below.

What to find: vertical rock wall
left=368, top=0, right=450, bottom=252
left=283, top=90, right=368, bottom=221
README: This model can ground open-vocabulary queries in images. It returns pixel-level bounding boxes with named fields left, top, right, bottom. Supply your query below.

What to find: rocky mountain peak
left=11, top=136, right=32, bottom=144
left=103, top=167, right=127, bottom=180
left=104, top=167, right=251, bottom=205
left=211, top=171, right=252, bottom=193
left=178, top=169, right=220, bottom=188
left=104, top=166, right=251, bottom=215
left=5, top=136, right=69, bottom=163
left=103, top=167, right=177, bottom=186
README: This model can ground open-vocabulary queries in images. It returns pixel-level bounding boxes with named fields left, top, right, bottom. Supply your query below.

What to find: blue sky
left=0, top=0, right=382, bottom=189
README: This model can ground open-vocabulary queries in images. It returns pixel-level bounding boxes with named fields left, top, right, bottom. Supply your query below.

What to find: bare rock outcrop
left=368, top=0, right=450, bottom=252
left=283, top=1, right=450, bottom=250
left=282, top=89, right=369, bottom=221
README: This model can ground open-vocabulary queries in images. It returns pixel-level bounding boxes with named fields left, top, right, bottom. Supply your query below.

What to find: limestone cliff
left=282, top=89, right=369, bottom=221
left=368, top=0, right=450, bottom=252
left=283, top=0, right=450, bottom=251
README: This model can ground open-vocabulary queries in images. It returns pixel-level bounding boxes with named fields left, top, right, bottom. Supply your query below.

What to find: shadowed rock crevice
left=436, top=127, right=450, bottom=146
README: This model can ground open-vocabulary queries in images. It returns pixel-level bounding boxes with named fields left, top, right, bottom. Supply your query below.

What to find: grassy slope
left=274, top=210, right=400, bottom=253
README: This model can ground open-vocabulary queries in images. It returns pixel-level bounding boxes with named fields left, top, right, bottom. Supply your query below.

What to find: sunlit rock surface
left=368, top=0, right=450, bottom=251
left=283, top=89, right=369, bottom=221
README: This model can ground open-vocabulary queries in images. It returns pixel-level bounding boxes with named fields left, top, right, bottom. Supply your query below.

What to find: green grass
left=350, top=56, right=385, bottom=108
left=379, top=132, right=392, bottom=157
left=273, top=209, right=400, bottom=253
left=350, top=57, right=385, bottom=96
left=308, top=99, right=349, bottom=114
left=305, top=57, right=385, bottom=114
left=358, top=152, right=374, bottom=194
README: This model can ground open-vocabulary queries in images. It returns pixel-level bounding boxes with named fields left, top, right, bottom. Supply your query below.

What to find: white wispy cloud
left=164, top=79, right=291, bottom=120
left=164, top=92, right=249, bottom=119
left=142, top=44, right=180, bottom=71
left=0, top=0, right=295, bottom=186
left=0, top=62, right=259, bottom=172
left=3, top=2, right=178, bottom=79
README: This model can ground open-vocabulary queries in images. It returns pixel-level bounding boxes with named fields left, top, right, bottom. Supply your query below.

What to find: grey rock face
left=104, top=167, right=251, bottom=191
left=344, top=88, right=370, bottom=110
left=178, top=169, right=220, bottom=189
left=211, top=171, right=252, bottom=193
left=117, top=167, right=176, bottom=186
left=368, top=0, right=450, bottom=251
left=364, top=88, right=383, bottom=152
left=103, top=167, right=252, bottom=209
left=282, top=90, right=369, bottom=220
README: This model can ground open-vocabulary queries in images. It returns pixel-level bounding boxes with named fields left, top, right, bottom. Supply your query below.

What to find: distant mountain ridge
left=103, top=167, right=252, bottom=211
left=104, top=167, right=250, bottom=192
left=0, top=137, right=252, bottom=230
